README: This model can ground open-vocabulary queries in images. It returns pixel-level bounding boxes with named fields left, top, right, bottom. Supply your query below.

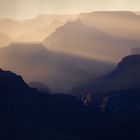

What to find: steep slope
left=0, top=68, right=30, bottom=90
left=44, top=20, right=139, bottom=62
left=0, top=15, right=76, bottom=41
left=0, top=69, right=86, bottom=140
left=72, top=54, right=140, bottom=95
left=94, top=54, right=140, bottom=92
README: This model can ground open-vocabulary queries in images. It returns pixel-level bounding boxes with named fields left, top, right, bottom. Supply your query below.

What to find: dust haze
left=0, top=11, right=140, bottom=92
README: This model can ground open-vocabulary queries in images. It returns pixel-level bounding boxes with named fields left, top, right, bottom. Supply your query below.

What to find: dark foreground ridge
left=0, top=62, right=140, bottom=140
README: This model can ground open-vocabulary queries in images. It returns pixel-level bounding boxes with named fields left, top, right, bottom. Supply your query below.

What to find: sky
left=0, top=0, right=140, bottom=20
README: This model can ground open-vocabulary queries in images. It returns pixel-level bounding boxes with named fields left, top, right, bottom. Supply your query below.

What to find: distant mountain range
left=0, top=11, right=140, bottom=62
left=79, top=11, right=140, bottom=41
left=1, top=11, right=140, bottom=91
left=0, top=15, right=76, bottom=42
left=1, top=11, right=140, bottom=140
left=0, top=11, right=140, bottom=49
left=44, top=20, right=131, bottom=62
left=0, top=68, right=30, bottom=90
left=0, top=42, right=113, bottom=93
left=94, top=54, right=140, bottom=92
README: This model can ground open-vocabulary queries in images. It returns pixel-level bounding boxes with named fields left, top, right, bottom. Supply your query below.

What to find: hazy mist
left=0, top=43, right=113, bottom=93
left=0, top=10, right=140, bottom=92
left=44, top=12, right=140, bottom=63
left=0, top=0, right=140, bottom=19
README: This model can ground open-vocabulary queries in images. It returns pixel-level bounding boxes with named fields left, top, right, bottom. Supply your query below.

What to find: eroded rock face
left=81, top=92, right=94, bottom=106
left=81, top=92, right=110, bottom=112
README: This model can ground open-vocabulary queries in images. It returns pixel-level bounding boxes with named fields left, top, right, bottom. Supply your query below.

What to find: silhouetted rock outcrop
left=0, top=68, right=30, bottom=91
left=0, top=69, right=87, bottom=140
left=72, top=54, right=140, bottom=95
left=0, top=68, right=140, bottom=140
left=95, top=54, right=140, bottom=92
left=72, top=55, right=140, bottom=116
left=79, top=11, right=140, bottom=41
